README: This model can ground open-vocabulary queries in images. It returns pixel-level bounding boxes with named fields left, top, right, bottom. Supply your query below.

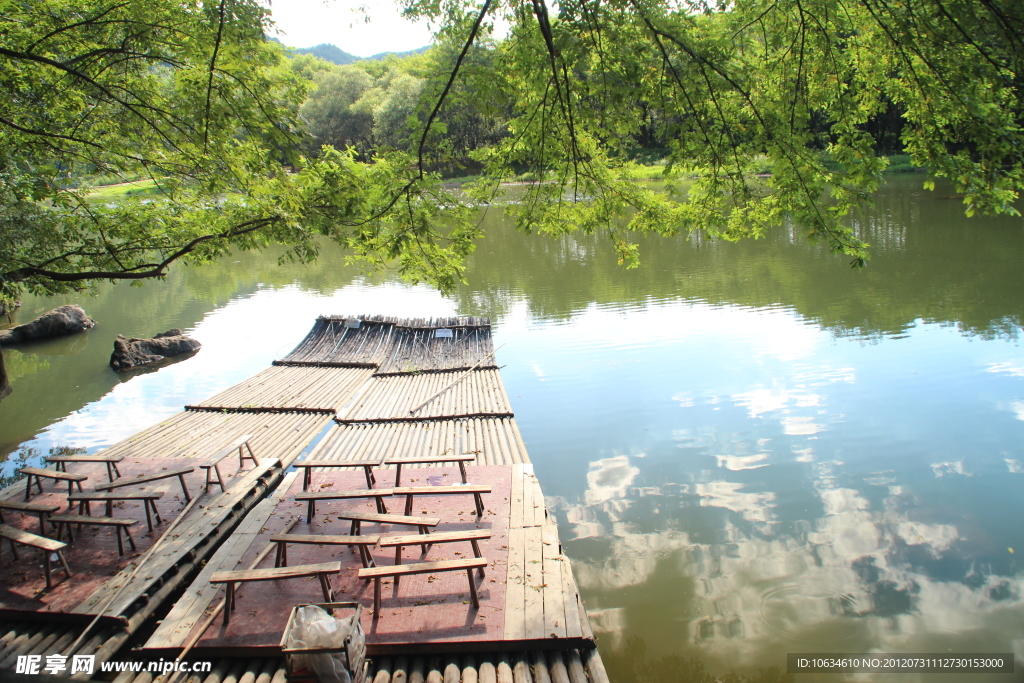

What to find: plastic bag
left=284, top=605, right=356, bottom=683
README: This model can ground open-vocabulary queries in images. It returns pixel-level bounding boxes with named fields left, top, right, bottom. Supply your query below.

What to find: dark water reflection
left=3, top=176, right=1024, bottom=680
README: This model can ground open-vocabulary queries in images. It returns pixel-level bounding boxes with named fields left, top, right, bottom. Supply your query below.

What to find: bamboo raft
left=0, top=315, right=607, bottom=682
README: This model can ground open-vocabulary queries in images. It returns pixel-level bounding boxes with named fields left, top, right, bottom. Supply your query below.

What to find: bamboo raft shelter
left=0, top=316, right=609, bottom=683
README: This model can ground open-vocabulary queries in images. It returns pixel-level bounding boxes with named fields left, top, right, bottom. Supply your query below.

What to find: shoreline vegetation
left=86, top=154, right=927, bottom=199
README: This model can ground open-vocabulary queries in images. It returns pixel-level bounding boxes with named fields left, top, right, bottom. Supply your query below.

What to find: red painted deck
left=188, top=464, right=513, bottom=650
left=0, top=455, right=254, bottom=614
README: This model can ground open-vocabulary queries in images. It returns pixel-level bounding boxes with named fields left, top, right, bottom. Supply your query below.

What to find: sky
left=265, top=0, right=436, bottom=57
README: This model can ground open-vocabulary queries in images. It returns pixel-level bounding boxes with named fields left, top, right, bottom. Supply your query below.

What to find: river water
left=2, top=175, right=1024, bottom=681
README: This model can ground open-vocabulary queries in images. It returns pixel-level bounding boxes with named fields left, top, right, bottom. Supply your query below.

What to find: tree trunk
left=0, top=346, right=10, bottom=402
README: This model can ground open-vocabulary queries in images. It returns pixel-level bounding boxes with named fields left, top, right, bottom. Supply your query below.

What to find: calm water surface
left=3, top=176, right=1024, bottom=681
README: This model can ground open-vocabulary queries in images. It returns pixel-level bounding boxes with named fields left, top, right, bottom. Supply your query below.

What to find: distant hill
left=293, top=43, right=358, bottom=64
left=286, top=41, right=430, bottom=65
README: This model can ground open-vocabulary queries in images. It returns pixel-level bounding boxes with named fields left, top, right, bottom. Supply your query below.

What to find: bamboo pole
left=408, top=346, right=503, bottom=415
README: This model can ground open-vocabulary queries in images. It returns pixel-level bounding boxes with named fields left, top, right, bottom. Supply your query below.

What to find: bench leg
left=24, top=474, right=33, bottom=501
left=306, top=500, right=315, bottom=524
left=151, top=499, right=162, bottom=525
left=474, top=493, right=484, bottom=517
left=418, top=526, right=430, bottom=553
left=115, top=526, right=124, bottom=555
left=350, top=520, right=360, bottom=536
left=363, top=466, right=375, bottom=489
left=459, top=461, right=468, bottom=483
left=224, top=583, right=235, bottom=624
left=241, top=442, right=257, bottom=468
left=177, top=474, right=191, bottom=502
left=276, top=542, right=288, bottom=568
left=123, top=525, right=136, bottom=552
left=57, top=551, right=71, bottom=578
left=44, top=550, right=53, bottom=590
left=359, top=545, right=375, bottom=568
left=404, top=494, right=414, bottom=517
left=213, top=464, right=225, bottom=492
left=143, top=501, right=153, bottom=532
left=105, top=462, right=116, bottom=483
left=8, top=537, right=18, bottom=560
left=375, top=496, right=388, bottom=514
left=372, top=578, right=381, bottom=615
left=318, top=573, right=334, bottom=602
left=466, top=569, right=479, bottom=609
left=105, top=501, right=113, bottom=517
left=111, top=461, right=122, bottom=478
left=394, top=464, right=403, bottom=487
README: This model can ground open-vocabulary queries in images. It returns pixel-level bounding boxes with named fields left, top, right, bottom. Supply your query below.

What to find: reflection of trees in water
left=453, top=178, right=1024, bottom=340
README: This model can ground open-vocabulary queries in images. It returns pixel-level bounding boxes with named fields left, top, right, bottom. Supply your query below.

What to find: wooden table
left=383, top=455, right=476, bottom=486
left=294, top=488, right=396, bottom=522
left=292, top=459, right=381, bottom=490
left=69, top=491, right=164, bottom=532
left=0, top=499, right=60, bottom=535
left=46, top=454, right=124, bottom=482
left=95, top=466, right=194, bottom=502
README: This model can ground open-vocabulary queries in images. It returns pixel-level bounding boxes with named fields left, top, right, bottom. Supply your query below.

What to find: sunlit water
left=3, top=176, right=1024, bottom=681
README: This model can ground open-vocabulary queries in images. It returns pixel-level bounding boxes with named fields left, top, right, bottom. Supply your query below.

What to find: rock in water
left=110, top=329, right=201, bottom=370
left=0, top=347, right=10, bottom=402
left=0, top=304, right=95, bottom=344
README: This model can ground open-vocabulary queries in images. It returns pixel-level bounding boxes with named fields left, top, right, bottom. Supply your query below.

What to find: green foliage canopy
left=3, top=0, right=1024, bottom=305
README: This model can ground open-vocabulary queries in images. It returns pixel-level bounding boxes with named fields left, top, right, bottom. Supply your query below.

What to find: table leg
left=177, top=474, right=191, bottom=502
left=467, top=569, right=479, bottom=608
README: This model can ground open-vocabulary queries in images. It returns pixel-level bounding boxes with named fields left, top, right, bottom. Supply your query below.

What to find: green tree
left=299, top=66, right=376, bottom=154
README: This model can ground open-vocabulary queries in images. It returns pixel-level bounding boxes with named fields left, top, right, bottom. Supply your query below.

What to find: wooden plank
left=523, top=526, right=544, bottom=640
left=269, top=534, right=380, bottom=546
left=210, top=561, right=341, bottom=584
left=509, top=464, right=525, bottom=530
left=19, top=467, right=87, bottom=482
left=94, top=467, right=194, bottom=491
left=0, top=523, right=66, bottom=551
left=46, top=455, right=123, bottom=463
left=541, top=524, right=567, bottom=639
left=144, top=471, right=297, bottom=648
left=559, top=548, right=583, bottom=639
left=377, top=529, right=490, bottom=547
left=73, top=461, right=278, bottom=616
left=504, top=526, right=526, bottom=641
left=358, top=557, right=487, bottom=579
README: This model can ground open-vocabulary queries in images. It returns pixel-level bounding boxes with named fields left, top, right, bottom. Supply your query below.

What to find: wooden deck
left=0, top=315, right=605, bottom=681
left=143, top=464, right=591, bottom=656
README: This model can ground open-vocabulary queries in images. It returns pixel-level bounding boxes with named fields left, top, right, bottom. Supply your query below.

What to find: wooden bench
left=292, top=459, right=381, bottom=490
left=19, top=467, right=87, bottom=501
left=294, top=488, right=395, bottom=522
left=0, top=500, right=59, bottom=535
left=95, top=466, right=194, bottom=502
left=46, top=454, right=124, bottom=482
left=210, top=561, right=341, bottom=624
left=69, top=491, right=163, bottom=532
left=49, top=514, right=137, bottom=555
left=392, top=484, right=492, bottom=517
left=0, top=523, right=71, bottom=589
left=270, top=533, right=380, bottom=569
left=358, top=557, right=488, bottom=614
left=383, top=455, right=476, bottom=486
left=198, top=434, right=258, bottom=492
left=378, top=529, right=491, bottom=570
left=333, top=511, right=440, bottom=549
